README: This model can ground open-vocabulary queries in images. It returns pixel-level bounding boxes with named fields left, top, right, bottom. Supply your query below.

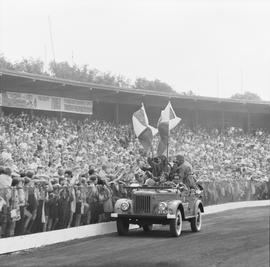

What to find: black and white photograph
left=0, top=0, right=269, bottom=266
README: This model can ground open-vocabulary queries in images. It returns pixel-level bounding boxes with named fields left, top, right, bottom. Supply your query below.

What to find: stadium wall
left=2, top=101, right=270, bottom=132
left=2, top=102, right=270, bottom=132
left=90, top=102, right=270, bottom=132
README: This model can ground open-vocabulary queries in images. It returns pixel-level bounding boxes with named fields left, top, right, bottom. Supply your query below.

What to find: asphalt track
left=0, top=206, right=269, bottom=267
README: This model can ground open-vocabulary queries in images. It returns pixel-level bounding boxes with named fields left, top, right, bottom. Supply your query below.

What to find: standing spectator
left=102, top=182, right=113, bottom=222
left=87, top=175, right=99, bottom=224
left=57, top=187, right=73, bottom=229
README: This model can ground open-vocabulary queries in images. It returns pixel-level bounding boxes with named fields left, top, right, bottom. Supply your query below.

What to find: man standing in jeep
left=172, top=155, right=197, bottom=189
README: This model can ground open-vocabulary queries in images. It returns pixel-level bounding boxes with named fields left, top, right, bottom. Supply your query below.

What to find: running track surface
left=0, top=206, right=269, bottom=267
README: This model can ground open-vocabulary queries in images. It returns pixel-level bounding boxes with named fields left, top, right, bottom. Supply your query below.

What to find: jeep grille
left=134, top=195, right=151, bottom=213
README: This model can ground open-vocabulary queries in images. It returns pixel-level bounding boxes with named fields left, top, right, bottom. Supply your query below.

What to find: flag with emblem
left=132, top=103, right=158, bottom=151
left=157, top=101, right=181, bottom=155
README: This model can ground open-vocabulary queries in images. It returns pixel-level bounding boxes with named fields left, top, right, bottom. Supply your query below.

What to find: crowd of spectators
left=170, top=125, right=270, bottom=182
left=0, top=112, right=269, bottom=238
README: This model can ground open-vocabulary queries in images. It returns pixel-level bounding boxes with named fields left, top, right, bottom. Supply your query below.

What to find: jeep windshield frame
left=124, top=186, right=179, bottom=190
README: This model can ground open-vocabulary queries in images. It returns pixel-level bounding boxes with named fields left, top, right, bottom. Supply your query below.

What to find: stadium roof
left=1, top=68, right=270, bottom=114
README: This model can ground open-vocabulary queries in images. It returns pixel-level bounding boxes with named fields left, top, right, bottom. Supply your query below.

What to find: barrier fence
left=201, top=180, right=269, bottom=206
left=0, top=180, right=269, bottom=239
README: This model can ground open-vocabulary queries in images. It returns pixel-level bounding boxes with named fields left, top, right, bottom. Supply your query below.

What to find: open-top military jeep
left=111, top=184, right=204, bottom=237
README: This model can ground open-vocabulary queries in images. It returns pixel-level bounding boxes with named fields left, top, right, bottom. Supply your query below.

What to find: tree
left=49, top=61, right=132, bottom=87
left=14, top=58, right=44, bottom=74
left=0, top=56, right=45, bottom=75
left=1, top=55, right=176, bottom=92
left=182, top=90, right=196, bottom=96
left=230, top=91, right=261, bottom=101
left=134, top=77, right=176, bottom=93
left=0, top=55, right=15, bottom=70
left=115, top=75, right=132, bottom=88
left=94, top=71, right=117, bottom=86
left=49, top=61, right=81, bottom=80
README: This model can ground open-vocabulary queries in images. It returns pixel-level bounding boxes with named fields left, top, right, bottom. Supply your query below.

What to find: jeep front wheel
left=143, top=224, right=153, bottom=232
left=190, top=210, right=202, bottom=232
left=116, top=219, right=129, bottom=235
left=170, top=209, right=182, bottom=237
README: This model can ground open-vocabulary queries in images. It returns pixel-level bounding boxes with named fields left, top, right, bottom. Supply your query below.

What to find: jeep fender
left=167, top=200, right=186, bottom=220
left=192, top=199, right=204, bottom=215
left=114, top=198, right=133, bottom=214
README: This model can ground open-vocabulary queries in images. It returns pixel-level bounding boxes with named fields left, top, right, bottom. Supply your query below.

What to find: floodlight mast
left=48, top=16, right=56, bottom=63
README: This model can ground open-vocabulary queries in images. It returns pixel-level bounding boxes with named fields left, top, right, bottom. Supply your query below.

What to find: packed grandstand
left=0, top=112, right=269, bottom=238
left=0, top=70, right=269, bottom=238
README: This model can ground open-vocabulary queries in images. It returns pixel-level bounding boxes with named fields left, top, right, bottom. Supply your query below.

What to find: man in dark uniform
left=172, top=155, right=197, bottom=189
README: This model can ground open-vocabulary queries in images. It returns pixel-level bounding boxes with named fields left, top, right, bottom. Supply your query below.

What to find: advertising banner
left=34, top=94, right=61, bottom=112
left=0, top=91, right=93, bottom=115
left=1, top=92, right=36, bottom=109
left=62, top=98, right=93, bottom=114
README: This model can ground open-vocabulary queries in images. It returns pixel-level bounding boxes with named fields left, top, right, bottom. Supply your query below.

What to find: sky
left=0, top=0, right=270, bottom=100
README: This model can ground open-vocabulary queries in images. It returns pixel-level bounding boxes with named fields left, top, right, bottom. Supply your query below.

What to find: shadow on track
left=117, top=228, right=194, bottom=239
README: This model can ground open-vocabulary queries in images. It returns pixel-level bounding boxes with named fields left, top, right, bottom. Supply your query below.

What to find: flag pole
left=166, top=124, right=169, bottom=159
left=166, top=101, right=170, bottom=160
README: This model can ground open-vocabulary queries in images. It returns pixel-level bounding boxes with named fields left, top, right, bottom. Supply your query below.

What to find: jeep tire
left=143, top=224, right=153, bottom=232
left=116, top=219, right=129, bottom=235
left=170, top=209, right=182, bottom=237
left=190, top=209, right=202, bottom=232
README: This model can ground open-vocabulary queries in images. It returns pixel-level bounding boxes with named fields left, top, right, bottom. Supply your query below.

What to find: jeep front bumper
left=111, top=213, right=176, bottom=219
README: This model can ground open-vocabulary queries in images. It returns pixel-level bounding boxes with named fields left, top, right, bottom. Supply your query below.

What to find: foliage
left=0, top=55, right=15, bottom=70
left=134, top=77, right=176, bottom=93
left=182, top=90, right=196, bottom=96
left=13, top=58, right=44, bottom=74
left=230, top=91, right=261, bottom=101
left=49, top=61, right=132, bottom=87
left=49, top=61, right=87, bottom=81
left=1, top=55, right=178, bottom=93
left=0, top=55, right=44, bottom=74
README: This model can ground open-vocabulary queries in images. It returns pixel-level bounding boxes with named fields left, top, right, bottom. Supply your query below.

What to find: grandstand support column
left=221, top=111, right=225, bottom=133
left=194, top=109, right=199, bottom=133
left=115, top=103, right=119, bottom=125
left=247, top=112, right=251, bottom=133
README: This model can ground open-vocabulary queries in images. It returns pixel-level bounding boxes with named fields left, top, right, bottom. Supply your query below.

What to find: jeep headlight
left=158, top=202, right=168, bottom=211
left=120, top=201, right=130, bottom=211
